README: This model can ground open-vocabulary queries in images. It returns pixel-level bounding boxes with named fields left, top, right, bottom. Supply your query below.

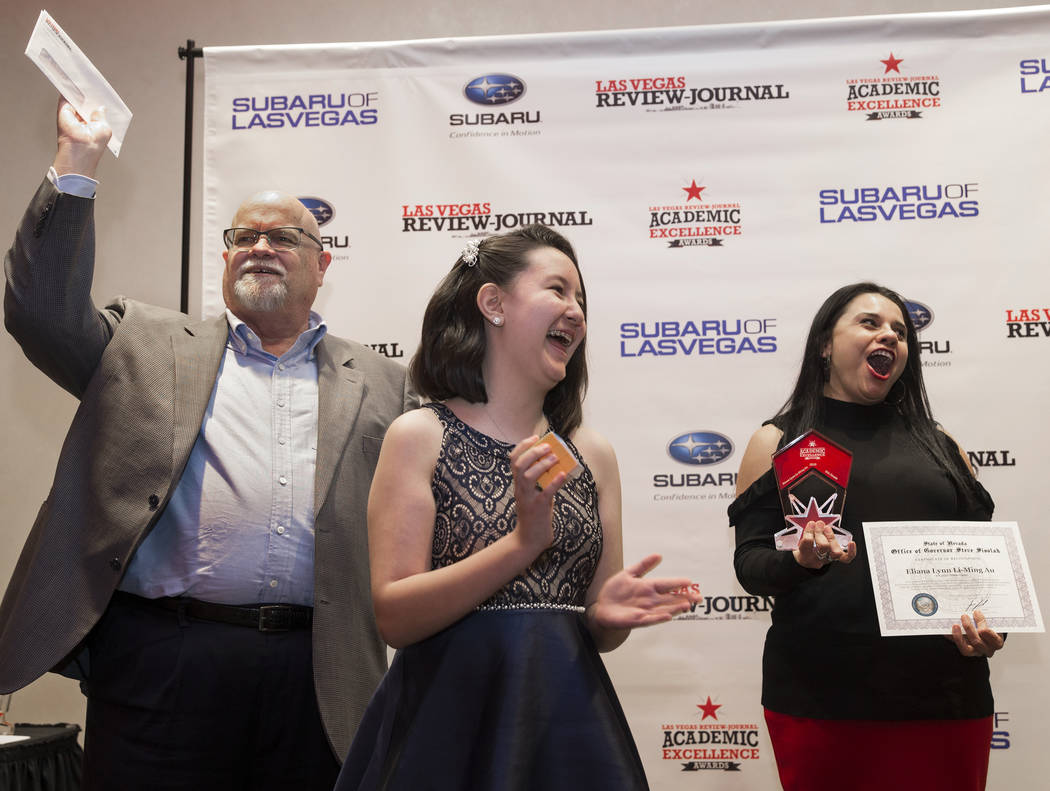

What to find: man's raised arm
left=4, top=98, right=120, bottom=397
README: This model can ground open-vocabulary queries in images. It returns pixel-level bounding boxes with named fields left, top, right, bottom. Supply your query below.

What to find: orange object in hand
left=534, top=431, right=582, bottom=489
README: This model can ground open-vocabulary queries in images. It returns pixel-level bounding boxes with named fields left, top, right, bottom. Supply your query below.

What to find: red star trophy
left=771, top=431, right=853, bottom=551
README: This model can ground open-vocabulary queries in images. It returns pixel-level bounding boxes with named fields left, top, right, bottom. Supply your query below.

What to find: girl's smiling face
left=494, top=246, right=586, bottom=389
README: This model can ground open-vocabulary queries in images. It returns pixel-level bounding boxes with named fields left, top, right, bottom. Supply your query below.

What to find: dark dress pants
left=81, top=593, right=340, bottom=791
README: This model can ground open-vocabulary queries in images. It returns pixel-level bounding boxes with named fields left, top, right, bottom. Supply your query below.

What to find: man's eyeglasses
left=223, top=227, right=324, bottom=251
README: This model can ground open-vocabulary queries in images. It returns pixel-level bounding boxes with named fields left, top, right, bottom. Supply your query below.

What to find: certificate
left=864, top=521, right=1044, bottom=636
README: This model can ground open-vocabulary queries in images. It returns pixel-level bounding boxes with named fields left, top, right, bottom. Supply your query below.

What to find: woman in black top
left=730, top=282, right=1003, bottom=791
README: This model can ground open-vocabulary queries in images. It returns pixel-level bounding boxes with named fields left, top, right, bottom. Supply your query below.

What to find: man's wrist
left=48, top=166, right=98, bottom=199
left=52, top=142, right=105, bottom=182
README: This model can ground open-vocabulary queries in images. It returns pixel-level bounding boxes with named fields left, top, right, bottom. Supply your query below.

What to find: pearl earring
left=492, top=316, right=504, bottom=326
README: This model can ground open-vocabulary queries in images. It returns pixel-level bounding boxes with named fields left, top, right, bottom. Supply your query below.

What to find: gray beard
left=233, top=273, right=288, bottom=312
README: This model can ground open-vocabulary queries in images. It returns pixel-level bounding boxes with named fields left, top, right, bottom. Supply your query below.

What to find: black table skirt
left=0, top=724, right=82, bottom=791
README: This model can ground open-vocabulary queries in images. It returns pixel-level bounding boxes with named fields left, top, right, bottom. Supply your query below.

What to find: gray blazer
left=0, top=179, right=414, bottom=759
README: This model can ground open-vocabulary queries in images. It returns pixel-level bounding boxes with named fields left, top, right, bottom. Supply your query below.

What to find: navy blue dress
left=335, top=403, right=648, bottom=790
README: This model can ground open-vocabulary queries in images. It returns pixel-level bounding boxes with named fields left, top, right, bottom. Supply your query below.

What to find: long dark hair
left=410, top=224, right=588, bottom=435
left=774, top=282, right=979, bottom=504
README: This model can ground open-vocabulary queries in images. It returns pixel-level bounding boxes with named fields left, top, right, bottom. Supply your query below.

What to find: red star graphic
left=697, top=696, right=722, bottom=720
left=881, top=53, right=903, bottom=74
left=683, top=179, right=706, bottom=201
left=785, top=496, right=840, bottom=531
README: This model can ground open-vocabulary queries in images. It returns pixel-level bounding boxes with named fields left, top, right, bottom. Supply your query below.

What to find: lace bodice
left=425, top=403, right=603, bottom=609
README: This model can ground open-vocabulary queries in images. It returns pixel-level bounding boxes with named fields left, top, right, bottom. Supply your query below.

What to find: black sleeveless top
left=729, top=397, right=995, bottom=720
left=336, top=405, right=648, bottom=790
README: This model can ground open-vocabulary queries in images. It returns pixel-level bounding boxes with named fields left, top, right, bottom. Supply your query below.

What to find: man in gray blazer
left=0, top=100, right=414, bottom=790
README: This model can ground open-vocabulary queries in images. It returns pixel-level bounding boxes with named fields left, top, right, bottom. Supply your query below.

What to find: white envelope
left=25, top=10, right=133, bottom=156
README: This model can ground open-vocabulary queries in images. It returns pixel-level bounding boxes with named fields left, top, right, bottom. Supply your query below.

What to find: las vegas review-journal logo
left=450, top=73, right=540, bottom=137
left=1019, top=59, right=1050, bottom=94
left=648, top=180, right=743, bottom=248
left=818, top=183, right=978, bottom=223
left=401, top=202, right=593, bottom=234
left=654, top=430, right=739, bottom=499
left=675, top=588, right=774, bottom=622
left=660, top=696, right=761, bottom=772
left=967, top=448, right=1016, bottom=470
left=1005, top=305, right=1050, bottom=339
left=904, top=299, right=951, bottom=367
left=594, top=74, right=789, bottom=112
left=231, top=92, right=378, bottom=130
left=846, top=53, right=940, bottom=120
left=297, top=196, right=350, bottom=257
left=366, top=342, right=406, bottom=359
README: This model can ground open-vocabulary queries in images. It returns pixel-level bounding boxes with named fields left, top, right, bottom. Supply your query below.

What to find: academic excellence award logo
left=660, top=696, right=762, bottom=772
left=846, top=53, right=941, bottom=120
left=648, top=180, right=743, bottom=248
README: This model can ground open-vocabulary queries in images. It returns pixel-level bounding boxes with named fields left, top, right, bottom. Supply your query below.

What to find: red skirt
left=764, top=708, right=992, bottom=791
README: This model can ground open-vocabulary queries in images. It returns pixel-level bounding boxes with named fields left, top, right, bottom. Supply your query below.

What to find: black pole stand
left=177, top=40, right=203, bottom=314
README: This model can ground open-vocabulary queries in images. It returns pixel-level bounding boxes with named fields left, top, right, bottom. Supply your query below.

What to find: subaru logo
left=464, top=74, right=526, bottom=106
left=298, top=197, right=335, bottom=227
left=904, top=299, right=933, bottom=332
left=668, top=432, right=734, bottom=466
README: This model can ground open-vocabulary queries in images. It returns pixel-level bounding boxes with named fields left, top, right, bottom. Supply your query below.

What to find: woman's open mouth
left=866, top=349, right=895, bottom=379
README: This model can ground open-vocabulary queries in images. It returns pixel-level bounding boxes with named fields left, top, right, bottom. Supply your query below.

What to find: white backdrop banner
left=202, top=7, right=1050, bottom=787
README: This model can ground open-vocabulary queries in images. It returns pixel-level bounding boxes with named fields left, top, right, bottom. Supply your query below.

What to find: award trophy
left=771, top=430, right=853, bottom=551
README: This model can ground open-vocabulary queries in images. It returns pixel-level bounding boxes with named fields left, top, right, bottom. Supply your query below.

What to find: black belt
left=113, top=591, right=313, bottom=632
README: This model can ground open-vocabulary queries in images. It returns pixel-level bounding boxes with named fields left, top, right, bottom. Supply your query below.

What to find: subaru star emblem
left=298, top=197, right=335, bottom=227
left=904, top=299, right=933, bottom=332
left=464, top=74, right=526, bottom=106
left=668, top=432, right=734, bottom=466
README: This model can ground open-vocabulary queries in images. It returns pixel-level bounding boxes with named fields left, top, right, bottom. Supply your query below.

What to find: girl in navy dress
left=336, top=225, right=699, bottom=791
